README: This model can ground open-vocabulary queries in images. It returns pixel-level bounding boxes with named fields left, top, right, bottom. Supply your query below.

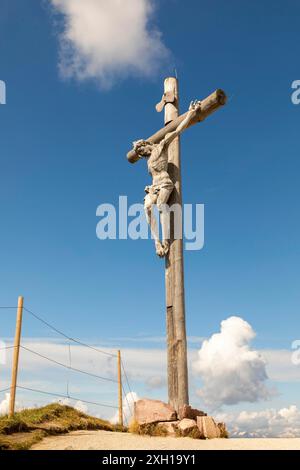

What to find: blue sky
left=0, top=0, right=300, bottom=434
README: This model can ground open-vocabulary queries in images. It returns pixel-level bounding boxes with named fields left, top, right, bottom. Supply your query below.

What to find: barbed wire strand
left=121, top=360, right=135, bottom=417
left=0, top=345, right=17, bottom=351
left=120, top=389, right=129, bottom=427
left=20, top=345, right=118, bottom=384
left=121, top=360, right=134, bottom=398
left=122, top=383, right=133, bottom=419
left=67, top=343, right=71, bottom=398
left=1, top=304, right=135, bottom=420
left=23, top=306, right=117, bottom=358
left=17, top=385, right=118, bottom=409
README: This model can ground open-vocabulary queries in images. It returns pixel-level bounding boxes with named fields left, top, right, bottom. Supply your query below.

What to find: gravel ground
left=31, top=430, right=300, bottom=450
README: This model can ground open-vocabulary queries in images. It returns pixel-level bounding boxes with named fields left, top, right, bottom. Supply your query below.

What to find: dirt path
left=31, top=430, right=300, bottom=450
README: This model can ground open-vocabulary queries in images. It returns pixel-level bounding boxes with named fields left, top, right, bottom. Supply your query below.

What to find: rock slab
left=156, top=421, right=180, bottom=436
left=178, top=404, right=207, bottom=420
left=197, top=416, right=220, bottom=439
left=134, top=399, right=177, bottom=425
left=178, top=418, right=198, bottom=437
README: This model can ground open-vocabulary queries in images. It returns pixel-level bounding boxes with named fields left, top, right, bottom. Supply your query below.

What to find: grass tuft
left=128, top=420, right=168, bottom=437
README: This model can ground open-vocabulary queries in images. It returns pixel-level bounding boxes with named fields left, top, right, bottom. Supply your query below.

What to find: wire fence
left=0, top=302, right=134, bottom=425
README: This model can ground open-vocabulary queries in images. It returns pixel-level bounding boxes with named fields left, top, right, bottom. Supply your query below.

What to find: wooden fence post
left=9, top=296, right=24, bottom=416
left=117, top=350, right=123, bottom=427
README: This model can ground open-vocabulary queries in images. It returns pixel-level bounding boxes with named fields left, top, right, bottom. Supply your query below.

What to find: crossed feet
left=155, top=240, right=170, bottom=258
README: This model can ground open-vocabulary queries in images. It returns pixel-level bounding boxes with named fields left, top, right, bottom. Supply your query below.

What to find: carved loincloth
left=144, top=180, right=174, bottom=199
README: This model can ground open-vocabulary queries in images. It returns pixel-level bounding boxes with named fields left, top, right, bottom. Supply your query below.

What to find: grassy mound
left=0, top=403, right=114, bottom=450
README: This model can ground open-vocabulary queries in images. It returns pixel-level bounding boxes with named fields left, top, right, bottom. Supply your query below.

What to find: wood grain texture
left=164, top=78, right=189, bottom=412
left=9, top=296, right=23, bottom=416
left=127, top=89, right=226, bottom=163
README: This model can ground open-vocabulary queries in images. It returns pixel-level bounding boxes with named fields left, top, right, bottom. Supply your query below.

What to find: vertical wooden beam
left=164, top=77, right=189, bottom=412
left=117, top=350, right=123, bottom=427
left=9, top=296, right=23, bottom=417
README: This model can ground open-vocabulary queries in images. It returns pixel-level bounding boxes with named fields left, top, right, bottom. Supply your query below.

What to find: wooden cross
left=127, top=78, right=227, bottom=413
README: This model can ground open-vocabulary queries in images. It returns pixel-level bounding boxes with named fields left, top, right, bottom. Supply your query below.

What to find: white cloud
left=110, top=391, right=139, bottom=424
left=0, top=393, right=23, bottom=416
left=218, top=405, right=300, bottom=438
left=56, top=397, right=89, bottom=414
left=0, top=393, right=10, bottom=416
left=50, top=0, right=170, bottom=88
left=193, top=317, right=271, bottom=409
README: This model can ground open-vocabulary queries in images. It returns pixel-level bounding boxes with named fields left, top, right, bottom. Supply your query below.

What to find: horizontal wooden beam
left=127, top=89, right=227, bottom=163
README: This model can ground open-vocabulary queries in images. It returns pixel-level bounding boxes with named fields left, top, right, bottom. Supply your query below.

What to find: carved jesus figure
left=133, top=101, right=201, bottom=257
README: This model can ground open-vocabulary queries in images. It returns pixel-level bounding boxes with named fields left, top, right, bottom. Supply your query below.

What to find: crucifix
left=127, top=77, right=226, bottom=412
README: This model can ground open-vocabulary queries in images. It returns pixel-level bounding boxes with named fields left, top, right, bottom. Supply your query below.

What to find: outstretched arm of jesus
left=162, top=101, right=201, bottom=147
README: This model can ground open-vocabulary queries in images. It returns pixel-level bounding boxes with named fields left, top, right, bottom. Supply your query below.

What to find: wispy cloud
left=145, top=375, right=166, bottom=390
left=98, top=335, right=204, bottom=347
left=49, top=0, right=170, bottom=89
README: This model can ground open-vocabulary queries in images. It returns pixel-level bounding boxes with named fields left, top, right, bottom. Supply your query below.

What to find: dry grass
left=128, top=419, right=140, bottom=434
left=175, top=426, right=204, bottom=439
left=142, top=424, right=168, bottom=437
left=218, top=423, right=229, bottom=438
left=0, top=403, right=114, bottom=450
left=128, top=419, right=167, bottom=437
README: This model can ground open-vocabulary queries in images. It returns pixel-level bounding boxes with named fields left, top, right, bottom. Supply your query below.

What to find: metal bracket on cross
left=155, top=91, right=176, bottom=113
